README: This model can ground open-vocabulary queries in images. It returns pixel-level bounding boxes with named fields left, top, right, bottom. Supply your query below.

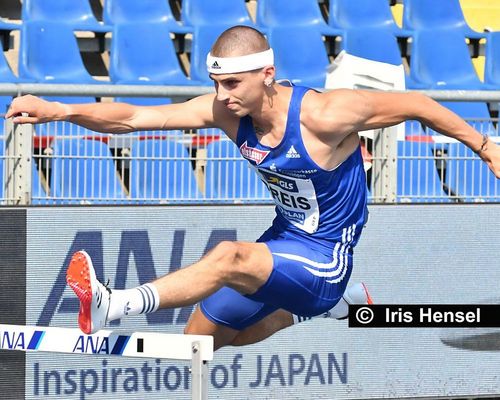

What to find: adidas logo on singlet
left=285, top=145, right=301, bottom=158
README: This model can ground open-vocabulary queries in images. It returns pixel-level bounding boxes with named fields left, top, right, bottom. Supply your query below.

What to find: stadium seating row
left=4, top=20, right=500, bottom=89
left=1, top=0, right=500, bottom=88
left=4, top=0, right=491, bottom=37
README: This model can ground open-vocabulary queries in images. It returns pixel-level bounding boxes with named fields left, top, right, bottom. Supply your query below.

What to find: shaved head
left=211, top=26, right=270, bottom=57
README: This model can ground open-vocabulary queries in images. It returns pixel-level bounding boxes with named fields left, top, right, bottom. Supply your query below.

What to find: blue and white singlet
left=236, top=85, right=368, bottom=252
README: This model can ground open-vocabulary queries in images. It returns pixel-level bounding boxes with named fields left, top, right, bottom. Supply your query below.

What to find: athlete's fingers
left=4, top=105, right=18, bottom=119
left=11, top=115, right=39, bottom=125
left=6, top=94, right=43, bottom=120
left=5, top=100, right=30, bottom=120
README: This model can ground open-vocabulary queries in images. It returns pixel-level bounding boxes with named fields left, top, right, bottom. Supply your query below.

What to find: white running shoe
left=66, top=250, right=110, bottom=334
left=344, top=282, right=373, bottom=305
left=330, top=282, right=373, bottom=320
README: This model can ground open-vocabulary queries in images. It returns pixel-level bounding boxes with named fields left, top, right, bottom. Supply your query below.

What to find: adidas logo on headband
left=206, top=48, right=274, bottom=74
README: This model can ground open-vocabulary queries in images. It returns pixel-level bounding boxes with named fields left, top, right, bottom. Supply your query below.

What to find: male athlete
left=6, top=26, right=500, bottom=350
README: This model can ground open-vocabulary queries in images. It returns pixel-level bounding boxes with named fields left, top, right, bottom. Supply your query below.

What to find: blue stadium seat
left=19, top=21, right=98, bottom=83
left=402, top=0, right=485, bottom=39
left=205, top=140, right=270, bottom=201
left=190, top=25, right=233, bottom=84
left=22, top=0, right=110, bottom=32
left=408, top=29, right=484, bottom=89
left=266, top=26, right=330, bottom=87
left=50, top=139, right=127, bottom=204
left=0, top=19, right=19, bottom=32
left=445, top=143, right=500, bottom=201
left=256, top=0, right=341, bottom=35
left=109, top=22, right=199, bottom=85
left=397, top=141, right=449, bottom=202
left=103, top=0, right=190, bottom=33
left=341, top=28, right=403, bottom=65
left=329, top=0, right=411, bottom=37
left=182, top=0, right=252, bottom=27
left=485, top=32, right=500, bottom=88
left=129, top=139, right=202, bottom=201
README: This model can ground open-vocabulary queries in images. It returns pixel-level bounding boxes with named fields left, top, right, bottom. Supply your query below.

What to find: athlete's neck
left=250, top=84, right=292, bottom=139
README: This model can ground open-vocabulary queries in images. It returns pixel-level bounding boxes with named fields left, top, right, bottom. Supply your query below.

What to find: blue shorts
left=200, top=228, right=354, bottom=330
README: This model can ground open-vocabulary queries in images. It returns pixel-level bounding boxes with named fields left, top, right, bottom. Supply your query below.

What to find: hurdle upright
left=0, top=323, right=214, bottom=400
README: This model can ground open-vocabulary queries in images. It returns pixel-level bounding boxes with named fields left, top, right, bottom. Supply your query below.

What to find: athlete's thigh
left=200, top=285, right=278, bottom=331
left=248, top=238, right=353, bottom=317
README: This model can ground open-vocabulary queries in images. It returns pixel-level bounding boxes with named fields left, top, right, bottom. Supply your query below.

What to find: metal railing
left=1, top=84, right=499, bottom=205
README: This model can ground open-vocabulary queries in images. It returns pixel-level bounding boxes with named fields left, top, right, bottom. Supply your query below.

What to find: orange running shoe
left=66, top=250, right=110, bottom=334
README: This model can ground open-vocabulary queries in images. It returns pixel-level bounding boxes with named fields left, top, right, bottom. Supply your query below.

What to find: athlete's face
left=210, top=70, right=267, bottom=117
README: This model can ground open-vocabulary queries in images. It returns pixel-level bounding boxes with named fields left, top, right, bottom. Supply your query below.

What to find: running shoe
left=334, top=282, right=373, bottom=320
left=345, top=282, right=373, bottom=305
left=66, top=250, right=110, bottom=334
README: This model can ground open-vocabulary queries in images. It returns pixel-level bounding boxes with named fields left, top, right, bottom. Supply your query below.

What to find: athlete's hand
left=480, top=139, right=500, bottom=179
left=5, top=95, right=69, bottom=124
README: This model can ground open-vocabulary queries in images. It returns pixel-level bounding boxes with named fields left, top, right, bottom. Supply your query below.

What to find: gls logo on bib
left=258, top=169, right=319, bottom=233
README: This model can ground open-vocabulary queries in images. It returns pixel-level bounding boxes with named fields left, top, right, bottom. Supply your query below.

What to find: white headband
left=206, top=48, right=274, bottom=74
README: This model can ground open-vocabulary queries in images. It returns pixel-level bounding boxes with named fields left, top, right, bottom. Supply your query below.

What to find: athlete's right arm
left=5, top=93, right=232, bottom=133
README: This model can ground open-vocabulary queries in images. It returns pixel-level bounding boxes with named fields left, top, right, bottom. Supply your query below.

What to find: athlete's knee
left=212, top=241, right=240, bottom=262
left=208, top=241, right=271, bottom=292
left=210, top=241, right=247, bottom=275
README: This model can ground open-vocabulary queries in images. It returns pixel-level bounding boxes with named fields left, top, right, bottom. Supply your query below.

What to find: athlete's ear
left=262, top=65, right=276, bottom=87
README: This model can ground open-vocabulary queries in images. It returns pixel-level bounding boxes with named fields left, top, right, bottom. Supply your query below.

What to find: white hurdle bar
left=0, top=323, right=214, bottom=400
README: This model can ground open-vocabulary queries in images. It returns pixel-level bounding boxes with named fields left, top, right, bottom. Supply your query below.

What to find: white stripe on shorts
left=273, top=224, right=356, bottom=284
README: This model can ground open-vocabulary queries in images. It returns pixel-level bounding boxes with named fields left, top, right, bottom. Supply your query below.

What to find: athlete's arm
left=5, top=93, right=236, bottom=133
left=316, top=89, right=500, bottom=178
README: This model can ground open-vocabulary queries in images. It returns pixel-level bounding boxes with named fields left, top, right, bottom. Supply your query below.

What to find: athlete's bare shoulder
left=300, top=89, right=370, bottom=139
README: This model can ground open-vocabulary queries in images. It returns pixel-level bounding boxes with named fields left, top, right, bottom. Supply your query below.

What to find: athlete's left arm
left=318, top=89, right=500, bottom=178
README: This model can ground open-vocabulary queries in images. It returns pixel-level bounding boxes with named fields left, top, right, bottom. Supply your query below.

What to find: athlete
left=6, top=26, right=500, bottom=350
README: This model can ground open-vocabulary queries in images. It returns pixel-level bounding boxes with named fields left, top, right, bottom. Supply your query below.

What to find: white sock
left=107, top=283, right=160, bottom=322
left=292, top=282, right=370, bottom=324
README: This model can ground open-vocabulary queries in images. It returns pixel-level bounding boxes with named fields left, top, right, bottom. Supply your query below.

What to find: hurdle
left=0, top=323, right=213, bottom=400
